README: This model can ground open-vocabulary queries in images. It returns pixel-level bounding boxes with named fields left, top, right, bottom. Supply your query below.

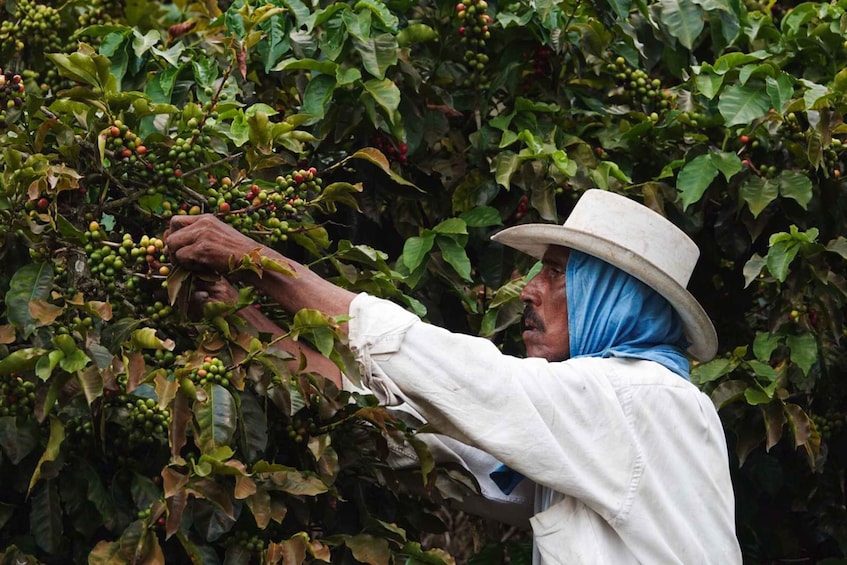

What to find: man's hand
left=165, top=214, right=263, bottom=275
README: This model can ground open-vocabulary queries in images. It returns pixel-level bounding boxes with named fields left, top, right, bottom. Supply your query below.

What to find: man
left=165, top=189, right=741, bottom=563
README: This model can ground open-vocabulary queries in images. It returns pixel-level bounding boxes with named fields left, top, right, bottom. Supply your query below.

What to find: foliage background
left=1, top=0, right=847, bottom=562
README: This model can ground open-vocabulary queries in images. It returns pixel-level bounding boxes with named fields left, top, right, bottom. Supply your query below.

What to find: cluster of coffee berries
left=285, top=409, right=319, bottom=444
left=812, top=411, right=845, bottom=440
left=371, top=134, right=409, bottom=164
left=17, top=0, right=65, bottom=52
left=125, top=397, right=171, bottom=447
left=521, top=46, right=553, bottom=90
left=0, top=68, right=26, bottom=125
left=781, top=112, right=808, bottom=142
left=103, top=120, right=147, bottom=165
left=0, top=375, right=36, bottom=418
left=225, top=531, right=264, bottom=553
left=607, top=57, right=673, bottom=119
left=121, top=233, right=171, bottom=278
left=189, top=357, right=233, bottom=388
left=144, top=348, right=178, bottom=370
left=823, top=138, right=844, bottom=179
left=0, top=21, right=25, bottom=55
left=207, top=170, right=323, bottom=245
left=455, top=0, right=491, bottom=87
left=64, top=416, right=96, bottom=454
left=76, top=0, right=123, bottom=35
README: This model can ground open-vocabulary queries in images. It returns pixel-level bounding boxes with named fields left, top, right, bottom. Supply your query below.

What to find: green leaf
left=766, top=73, right=794, bottom=112
left=354, top=34, right=398, bottom=79
left=397, top=23, right=438, bottom=47
left=777, top=170, right=813, bottom=209
left=401, top=233, right=435, bottom=272
left=826, top=236, right=847, bottom=260
left=677, top=154, right=719, bottom=209
left=354, top=0, right=399, bottom=29
left=786, top=333, right=817, bottom=376
left=460, top=206, right=502, bottom=227
left=766, top=240, right=800, bottom=282
left=607, top=0, right=632, bottom=18
left=195, top=384, right=237, bottom=453
left=710, top=151, right=743, bottom=180
left=238, top=391, right=268, bottom=463
left=46, top=52, right=115, bottom=91
left=661, top=0, right=704, bottom=50
left=30, top=481, right=63, bottom=554
left=493, top=151, right=520, bottom=190
left=302, top=75, right=336, bottom=122
left=130, top=328, right=172, bottom=350
left=747, top=360, right=778, bottom=382
left=28, top=416, right=65, bottom=495
left=694, top=68, right=724, bottom=100
left=691, top=357, right=734, bottom=385
left=744, top=385, right=772, bottom=405
left=362, top=77, right=401, bottom=116
left=740, top=176, right=779, bottom=218
left=192, top=57, right=219, bottom=88
left=718, top=83, right=772, bottom=127
left=292, top=309, right=337, bottom=358
left=436, top=236, right=473, bottom=282
left=0, top=416, right=40, bottom=464
left=433, top=218, right=467, bottom=235
left=753, top=332, right=781, bottom=362
left=0, top=348, right=47, bottom=377
left=6, top=262, right=54, bottom=338
left=742, top=253, right=767, bottom=288
left=800, top=79, right=830, bottom=110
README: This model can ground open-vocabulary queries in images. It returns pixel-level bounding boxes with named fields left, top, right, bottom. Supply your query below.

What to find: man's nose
left=520, top=276, right=540, bottom=304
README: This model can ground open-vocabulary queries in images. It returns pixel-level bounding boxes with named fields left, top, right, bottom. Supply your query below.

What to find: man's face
left=520, top=246, right=570, bottom=362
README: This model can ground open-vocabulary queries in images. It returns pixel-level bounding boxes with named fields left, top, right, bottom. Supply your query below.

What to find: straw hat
left=491, top=189, right=717, bottom=361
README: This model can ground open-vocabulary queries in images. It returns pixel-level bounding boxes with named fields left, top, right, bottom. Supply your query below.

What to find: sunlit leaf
left=28, top=416, right=65, bottom=495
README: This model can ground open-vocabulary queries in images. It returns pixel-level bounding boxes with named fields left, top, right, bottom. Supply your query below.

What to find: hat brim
left=491, top=224, right=718, bottom=362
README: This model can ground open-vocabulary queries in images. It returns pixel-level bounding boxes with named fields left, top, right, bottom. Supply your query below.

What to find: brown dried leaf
left=169, top=391, right=191, bottom=461
left=154, top=373, right=179, bottom=409
left=188, top=477, right=235, bottom=518
left=0, top=324, right=16, bottom=344
left=246, top=488, right=272, bottom=529
left=234, top=475, right=257, bottom=499
left=165, top=488, right=187, bottom=540
left=785, top=402, right=821, bottom=469
left=126, top=351, right=146, bottom=393
left=29, top=299, right=64, bottom=327
left=762, top=401, right=786, bottom=451
left=346, top=534, right=390, bottom=565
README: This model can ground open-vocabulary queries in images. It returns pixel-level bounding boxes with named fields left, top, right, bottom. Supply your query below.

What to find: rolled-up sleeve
left=347, top=293, right=640, bottom=524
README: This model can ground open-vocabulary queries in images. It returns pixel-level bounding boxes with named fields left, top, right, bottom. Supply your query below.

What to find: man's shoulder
left=561, top=356, right=694, bottom=389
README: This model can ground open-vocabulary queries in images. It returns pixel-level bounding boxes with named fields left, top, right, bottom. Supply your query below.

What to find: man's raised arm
left=165, top=214, right=357, bottom=325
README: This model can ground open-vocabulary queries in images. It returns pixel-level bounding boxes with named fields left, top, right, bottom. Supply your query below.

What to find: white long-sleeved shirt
left=347, top=293, right=741, bottom=564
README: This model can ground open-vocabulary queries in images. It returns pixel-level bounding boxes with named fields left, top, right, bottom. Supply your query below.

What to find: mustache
left=521, top=306, right=545, bottom=332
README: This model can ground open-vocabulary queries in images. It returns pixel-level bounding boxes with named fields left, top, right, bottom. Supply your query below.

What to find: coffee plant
left=2, top=0, right=847, bottom=562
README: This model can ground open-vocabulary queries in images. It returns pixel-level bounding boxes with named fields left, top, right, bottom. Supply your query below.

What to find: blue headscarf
left=490, top=249, right=690, bottom=495
left=566, top=250, right=690, bottom=379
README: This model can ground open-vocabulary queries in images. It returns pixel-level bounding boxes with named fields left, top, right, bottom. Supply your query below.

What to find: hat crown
left=564, top=190, right=698, bottom=288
